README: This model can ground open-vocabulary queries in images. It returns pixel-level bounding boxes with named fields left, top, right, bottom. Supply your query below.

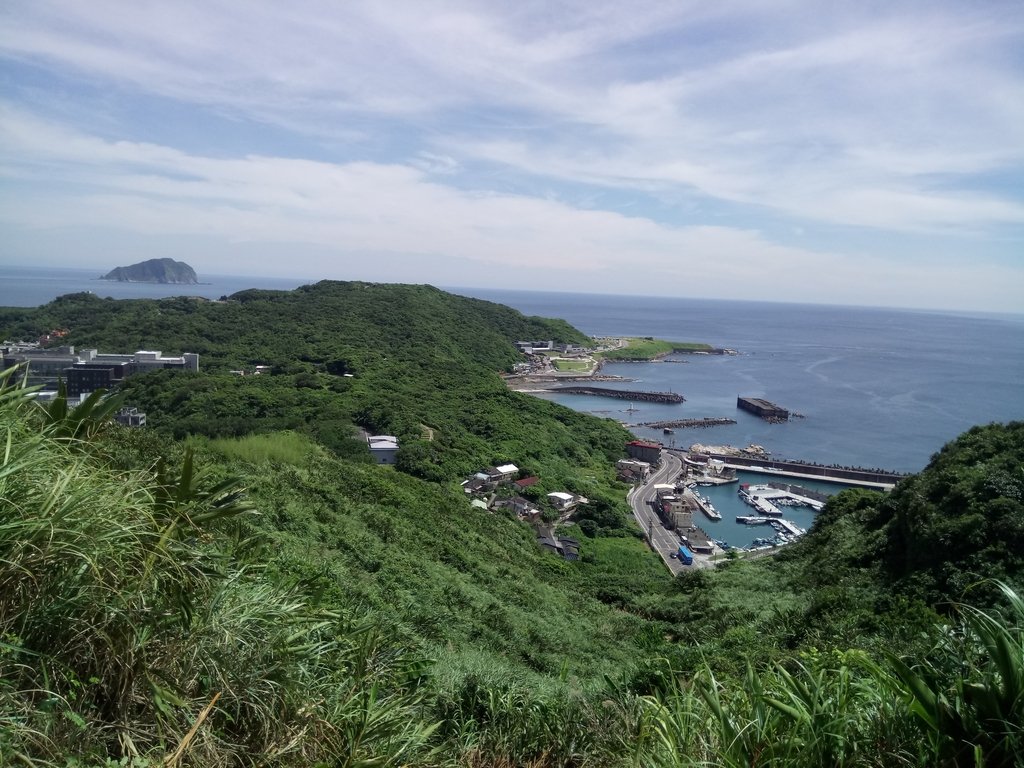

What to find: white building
left=547, top=491, right=577, bottom=511
left=367, top=435, right=399, bottom=465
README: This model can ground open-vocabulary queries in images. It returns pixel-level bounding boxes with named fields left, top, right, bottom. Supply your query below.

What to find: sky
left=1, top=1, right=1022, bottom=312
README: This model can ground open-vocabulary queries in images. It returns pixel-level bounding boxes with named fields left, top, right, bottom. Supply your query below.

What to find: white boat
left=701, top=502, right=722, bottom=521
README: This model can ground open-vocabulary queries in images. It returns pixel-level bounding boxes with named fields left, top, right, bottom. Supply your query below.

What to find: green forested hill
left=2, top=282, right=607, bottom=479
left=2, top=286, right=1022, bottom=767
left=0, top=281, right=586, bottom=373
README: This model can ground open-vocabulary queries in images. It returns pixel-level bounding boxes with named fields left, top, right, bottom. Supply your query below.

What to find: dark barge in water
left=737, top=396, right=790, bottom=422
left=555, top=386, right=684, bottom=404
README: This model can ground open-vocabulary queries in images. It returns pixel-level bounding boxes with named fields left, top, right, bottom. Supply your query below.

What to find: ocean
left=453, top=287, right=1024, bottom=475
left=3, top=267, right=1022, bottom=482
left=451, top=287, right=1024, bottom=548
left=0, top=265, right=306, bottom=306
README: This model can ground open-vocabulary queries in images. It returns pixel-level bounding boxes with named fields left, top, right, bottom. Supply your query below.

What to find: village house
left=536, top=533, right=581, bottom=561
left=615, top=458, right=651, bottom=481
left=625, top=440, right=663, bottom=465
left=547, top=491, right=581, bottom=511
left=617, top=467, right=641, bottom=483
left=513, top=475, right=540, bottom=492
left=654, top=485, right=695, bottom=530
left=492, top=496, right=536, bottom=516
left=487, top=463, right=519, bottom=483
left=115, top=407, right=147, bottom=428
left=462, top=473, right=492, bottom=494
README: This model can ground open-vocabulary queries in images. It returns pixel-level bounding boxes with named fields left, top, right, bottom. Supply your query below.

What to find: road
left=627, top=451, right=688, bottom=575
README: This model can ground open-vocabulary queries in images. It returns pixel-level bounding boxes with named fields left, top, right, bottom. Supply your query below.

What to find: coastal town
left=456, top=428, right=905, bottom=573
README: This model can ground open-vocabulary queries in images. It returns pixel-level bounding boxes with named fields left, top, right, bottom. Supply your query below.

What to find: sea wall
left=710, top=453, right=906, bottom=485
left=554, top=386, right=684, bottom=404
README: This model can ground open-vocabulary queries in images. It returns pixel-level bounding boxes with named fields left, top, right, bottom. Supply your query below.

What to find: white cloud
left=0, top=1, right=1022, bottom=310
left=1, top=106, right=1021, bottom=312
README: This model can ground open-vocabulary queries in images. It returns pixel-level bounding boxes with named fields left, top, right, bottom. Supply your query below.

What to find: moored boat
left=736, top=515, right=771, bottom=525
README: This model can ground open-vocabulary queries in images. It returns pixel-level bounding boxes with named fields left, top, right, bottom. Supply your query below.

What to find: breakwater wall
left=555, top=386, right=685, bottom=404
left=708, top=453, right=906, bottom=486
left=669, top=347, right=735, bottom=356
left=638, top=417, right=736, bottom=429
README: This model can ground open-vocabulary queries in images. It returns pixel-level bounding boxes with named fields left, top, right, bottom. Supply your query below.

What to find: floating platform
left=737, top=396, right=790, bottom=422
left=738, top=485, right=784, bottom=516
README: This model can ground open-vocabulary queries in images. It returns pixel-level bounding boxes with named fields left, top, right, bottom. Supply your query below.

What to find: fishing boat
left=736, top=515, right=771, bottom=525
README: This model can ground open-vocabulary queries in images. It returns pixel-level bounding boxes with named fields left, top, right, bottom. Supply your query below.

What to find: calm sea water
left=0, top=265, right=305, bottom=306
left=449, top=287, right=1024, bottom=547
left=455, top=288, right=1024, bottom=475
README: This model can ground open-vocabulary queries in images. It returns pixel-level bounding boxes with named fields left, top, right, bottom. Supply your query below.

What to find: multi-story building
left=1, top=346, right=199, bottom=394
left=625, top=440, right=662, bottom=465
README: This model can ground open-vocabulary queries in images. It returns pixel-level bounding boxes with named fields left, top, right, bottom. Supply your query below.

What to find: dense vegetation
left=597, top=337, right=712, bottom=361
left=2, top=284, right=1022, bottom=766
left=1, top=283, right=609, bottom=482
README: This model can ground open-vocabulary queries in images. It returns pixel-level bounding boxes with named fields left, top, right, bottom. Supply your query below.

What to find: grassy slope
left=8, top=403, right=1022, bottom=766
left=199, top=433, right=668, bottom=682
left=1, top=284, right=678, bottom=686
left=598, top=337, right=712, bottom=360
left=4, top=284, right=1024, bottom=765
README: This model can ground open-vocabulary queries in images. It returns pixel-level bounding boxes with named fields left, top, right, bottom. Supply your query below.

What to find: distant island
left=100, top=258, right=198, bottom=284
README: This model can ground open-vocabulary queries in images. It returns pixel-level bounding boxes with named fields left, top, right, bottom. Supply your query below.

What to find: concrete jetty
left=773, top=519, right=805, bottom=537
left=687, top=489, right=723, bottom=520
left=740, top=483, right=826, bottom=512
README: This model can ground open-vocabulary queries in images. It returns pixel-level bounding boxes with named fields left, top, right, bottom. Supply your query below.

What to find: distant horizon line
left=2, top=263, right=1021, bottom=321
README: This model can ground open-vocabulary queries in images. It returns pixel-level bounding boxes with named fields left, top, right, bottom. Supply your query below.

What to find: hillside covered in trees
left=1, top=283, right=1022, bottom=767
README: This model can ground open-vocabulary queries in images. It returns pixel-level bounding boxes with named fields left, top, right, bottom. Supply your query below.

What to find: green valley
left=1, top=283, right=1022, bottom=767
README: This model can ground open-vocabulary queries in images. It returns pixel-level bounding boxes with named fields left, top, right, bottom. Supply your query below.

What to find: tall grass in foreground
left=0, top=375, right=437, bottom=766
left=617, top=584, right=1024, bottom=768
left=3, top=364, right=1021, bottom=767
left=433, top=585, right=1024, bottom=768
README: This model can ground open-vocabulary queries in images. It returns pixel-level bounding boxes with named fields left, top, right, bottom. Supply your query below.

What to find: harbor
left=678, top=469, right=846, bottom=550
left=738, top=482, right=826, bottom=512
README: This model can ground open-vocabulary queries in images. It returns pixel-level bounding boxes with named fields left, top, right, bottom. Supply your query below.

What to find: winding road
left=627, top=451, right=688, bottom=575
